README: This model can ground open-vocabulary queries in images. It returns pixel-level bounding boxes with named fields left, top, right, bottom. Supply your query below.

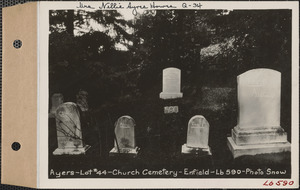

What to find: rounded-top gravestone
left=186, top=115, right=210, bottom=148
left=182, top=115, right=212, bottom=155
left=114, top=116, right=136, bottom=149
left=53, top=102, right=90, bottom=155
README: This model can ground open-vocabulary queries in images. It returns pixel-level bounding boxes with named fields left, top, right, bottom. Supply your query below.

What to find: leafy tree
left=49, top=10, right=134, bottom=107
left=49, top=9, right=291, bottom=110
left=208, top=10, right=291, bottom=73
left=130, top=10, right=220, bottom=98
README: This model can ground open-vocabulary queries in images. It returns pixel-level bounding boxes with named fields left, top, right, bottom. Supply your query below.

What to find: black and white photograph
left=44, top=1, right=297, bottom=187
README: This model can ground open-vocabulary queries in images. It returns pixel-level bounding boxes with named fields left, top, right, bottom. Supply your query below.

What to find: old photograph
left=48, top=6, right=292, bottom=180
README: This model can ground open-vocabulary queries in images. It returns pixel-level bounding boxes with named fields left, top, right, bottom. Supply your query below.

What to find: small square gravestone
left=160, top=67, right=183, bottom=99
left=227, top=69, right=291, bottom=158
left=110, top=116, right=139, bottom=156
left=49, top=93, right=64, bottom=118
left=53, top=102, right=90, bottom=155
left=76, top=90, right=89, bottom=112
left=182, top=115, right=212, bottom=155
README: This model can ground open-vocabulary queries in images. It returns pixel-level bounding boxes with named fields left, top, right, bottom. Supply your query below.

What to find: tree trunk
left=66, top=10, right=74, bottom=36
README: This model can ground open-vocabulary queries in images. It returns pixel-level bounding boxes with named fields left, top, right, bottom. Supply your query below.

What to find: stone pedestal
left=227, top=137, right=290, bottom=158
left=228, top=126, right=291, bottom=158
left=181, top=144, right=212, bottom=156
left=109, top=147, right=139, bottom=157
left=231, top=126, right=288, bottom=145
left=53, top=145, right=91, bottom=155
left=160, top=92, right=183, bottom=100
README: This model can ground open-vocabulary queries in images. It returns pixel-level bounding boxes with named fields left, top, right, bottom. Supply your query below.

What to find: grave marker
left=53, top=102, right=90, bottom=155
left=182, top=115, right=212, bottom=155
left=227, top=69, right=291, bottom=158
left=160, top=67, right=183, bottom=99
left=110, top=116, right=139, bottom=156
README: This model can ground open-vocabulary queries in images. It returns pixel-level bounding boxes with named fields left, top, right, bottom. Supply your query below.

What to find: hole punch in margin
left=11, top=142, right=21, bottom=151
left=13, top=39, right=22, bottom=49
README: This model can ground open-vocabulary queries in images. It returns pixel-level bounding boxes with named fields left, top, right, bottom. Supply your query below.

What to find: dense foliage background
left=49, top=9, right=291, bottom=108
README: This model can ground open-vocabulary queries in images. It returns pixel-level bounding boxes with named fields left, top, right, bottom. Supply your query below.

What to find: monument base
left=227, top=137, right=291, bottom=158
left=181, top=144, right=212, bottom=156
left=53, top=145, right=91, bottom=155
left=160, top=92, right=183, bottom=99
left=232, top=126, right=288, bottom=145
left=109, top=147, right=139, bottom=157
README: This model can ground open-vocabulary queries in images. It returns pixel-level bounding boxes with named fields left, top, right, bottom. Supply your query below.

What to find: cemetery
left=48, top=9, right=292, bottom=178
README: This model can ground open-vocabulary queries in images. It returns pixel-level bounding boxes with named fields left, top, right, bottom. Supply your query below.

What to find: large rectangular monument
left=227, top=68, right=291, bottom=158
left=53, top=102, right=90, bottom=155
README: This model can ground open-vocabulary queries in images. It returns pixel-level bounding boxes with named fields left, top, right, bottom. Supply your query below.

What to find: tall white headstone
left=160, top=67, right=183, bottom=99
left=110, top=116, right=139, bottom=156
left=53, top=102, right=90, bottom=155
left=227, top=69, right=291, bottom=158
left=182, top=115, right=211, bottom=155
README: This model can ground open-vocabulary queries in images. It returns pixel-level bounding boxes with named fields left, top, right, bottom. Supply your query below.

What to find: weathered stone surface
left=231, top=127, right=287, bottom=146
left=53, top=102, right=90, bottom=155
left=186, top=115, right=209, bottom=148
left=115, top=116, right=136, bottom=149
left=227, top=69, right=290, bottom=158
left=110, top=116, right=138, bottom=155
left=50, top=93, right=64, bottom=117
left=237, top=69, right=281, bottom=130
left=182, top=115, right=211, bottom=155
left=227, top=137, right=291, bottom=158
left=160, top=67, right=183, bottom=99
